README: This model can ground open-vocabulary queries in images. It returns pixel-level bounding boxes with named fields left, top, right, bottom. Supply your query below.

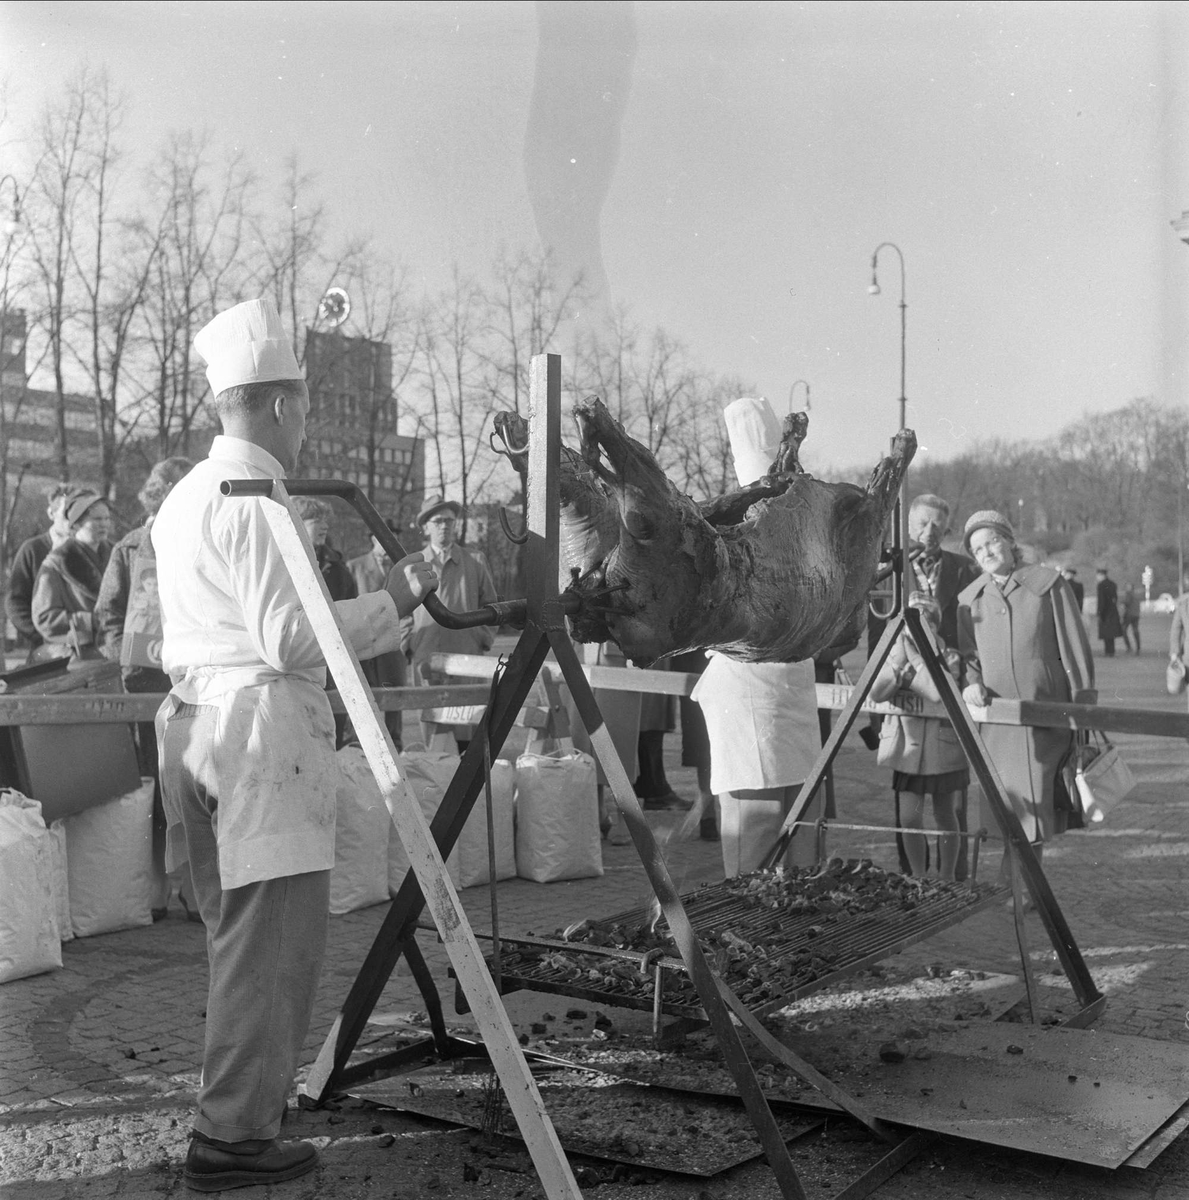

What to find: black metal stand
left=758, top=605, right=1104, bottom=1020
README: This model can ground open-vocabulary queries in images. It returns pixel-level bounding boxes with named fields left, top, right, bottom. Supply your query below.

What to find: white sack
left=514, top=751, right=602, bottom=883
left=0, top=790, right=63, bottom=982
left=454, top=758, right=516, bottom=889
left=48, top=821, right=73, bottom=943
left=330, top=747, right=392, bottom=914
left=65, top=777, right=155, bottom=938
left=388, top=749, right=463, bottom=893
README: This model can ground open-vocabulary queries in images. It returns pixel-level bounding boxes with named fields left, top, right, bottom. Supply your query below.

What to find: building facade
left=1, top=309, right=104, bottom=541
left=302, top=328, right=425, bottom=538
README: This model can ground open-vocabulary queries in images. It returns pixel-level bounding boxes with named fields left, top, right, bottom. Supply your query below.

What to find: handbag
left=1074, top=732, right=1136, bottom=825
left=1167, top=658, right=1188, bottom=696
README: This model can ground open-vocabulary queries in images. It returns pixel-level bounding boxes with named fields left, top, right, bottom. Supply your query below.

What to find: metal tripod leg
left=760, top=614, right=906, bottom=870
left=903, top=606, right=1102, bottom=1013
left=550, top=630, right=810, bottom=1200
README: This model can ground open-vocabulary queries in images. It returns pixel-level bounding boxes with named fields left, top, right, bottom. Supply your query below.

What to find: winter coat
left=958, top=564, right=1096, bottom=842
left=1096, top=577, right=1123, bottom=640
left=31, top=539, right=112, bottom=659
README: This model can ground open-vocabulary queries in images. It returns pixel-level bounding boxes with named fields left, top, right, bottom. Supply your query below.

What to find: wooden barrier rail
left=431, top=652, right=1189, bottom=740
left=0, top=685, right=492, bottom=726
left=3, top=658, right=1186, bottom=741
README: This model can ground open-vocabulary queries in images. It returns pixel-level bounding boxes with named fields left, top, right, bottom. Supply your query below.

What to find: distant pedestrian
left=1095, top=567, right=1122, bottom=657
left=95, top=456, right=195, bottom=922
left=1120, top=583, right=1141, bottom=654
left=292, top=496, right=357, bottom=747
left=347, top=519, right=408, bottom=751
left=29, top=491, right=113, bottom=662
left=6, top=484, right=87, bottom=660
left=1060, top=567, right=1085, bottom=611
left=403, top=496, right=498, bottom=753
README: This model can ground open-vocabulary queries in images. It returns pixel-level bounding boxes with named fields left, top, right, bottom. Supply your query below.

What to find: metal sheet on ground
left=351, top=1060, right=820, bottom=1177
left=829, top=1024, right=1189, bottom=1168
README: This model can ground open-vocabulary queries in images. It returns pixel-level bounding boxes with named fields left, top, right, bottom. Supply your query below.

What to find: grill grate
left=490, top=868, right=1010, bottom=1020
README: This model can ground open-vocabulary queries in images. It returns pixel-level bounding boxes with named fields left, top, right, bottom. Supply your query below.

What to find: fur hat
left=963, top=509, right=1015, bottom=555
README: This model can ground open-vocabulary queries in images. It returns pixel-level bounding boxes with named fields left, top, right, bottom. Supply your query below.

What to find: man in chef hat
left=691, top=397, right=826, bottom=875
left=152, top=297, right=438, bottom=1190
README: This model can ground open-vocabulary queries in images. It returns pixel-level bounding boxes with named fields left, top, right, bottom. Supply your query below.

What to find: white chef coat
left=153, top=435, right=404, bottom=888
left=692, top=654, right=820, bottom=795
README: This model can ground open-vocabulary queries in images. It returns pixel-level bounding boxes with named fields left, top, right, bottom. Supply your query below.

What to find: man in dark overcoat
left=1095, top=567, right=1122, bottom=657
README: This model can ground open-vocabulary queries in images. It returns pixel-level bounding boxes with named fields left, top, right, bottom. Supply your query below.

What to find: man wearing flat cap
left=403, top=494, right=499, bottom=750
left=152, top=297, right=438, bottom=1190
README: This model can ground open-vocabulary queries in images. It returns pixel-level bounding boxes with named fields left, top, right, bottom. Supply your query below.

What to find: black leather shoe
left=184, top=1133, right=317, bottom=1191
left=641, top=791, right=694, bottom=811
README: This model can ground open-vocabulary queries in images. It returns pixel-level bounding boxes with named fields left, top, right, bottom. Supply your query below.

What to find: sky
left=2, top=0, right=1188, bottom=475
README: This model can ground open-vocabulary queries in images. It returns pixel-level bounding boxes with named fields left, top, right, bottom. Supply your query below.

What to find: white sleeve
left=220, top=501, right=401, bottom=671
left=334, top=591, right=402, bottom=659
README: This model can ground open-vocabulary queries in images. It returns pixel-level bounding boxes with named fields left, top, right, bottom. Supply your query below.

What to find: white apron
left=692, top=655, right=822, bottom=875
left=692, top=655, right=820, bottom=794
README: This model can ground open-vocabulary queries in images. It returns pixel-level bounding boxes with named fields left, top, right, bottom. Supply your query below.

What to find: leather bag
left=1074, top=733, right=1136, bottom=825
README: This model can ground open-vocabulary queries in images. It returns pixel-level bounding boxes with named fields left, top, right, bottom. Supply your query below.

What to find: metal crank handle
left=220, top=477, right=525, bottom=629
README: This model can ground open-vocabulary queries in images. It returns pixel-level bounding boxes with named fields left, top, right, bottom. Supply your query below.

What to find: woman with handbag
left=870, top=593, right=967, bottom=880
left=957, top=511, right=1097, bottom=864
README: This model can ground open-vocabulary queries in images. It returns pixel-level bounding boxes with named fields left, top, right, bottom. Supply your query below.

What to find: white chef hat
left=193, top=297, right=303, bottom=398
left=724, top=397, right=782, bottom=488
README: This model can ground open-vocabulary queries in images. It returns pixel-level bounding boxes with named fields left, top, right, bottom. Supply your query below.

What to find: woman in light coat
left=870, top=593, right=966, bottom=879
left=957, top=511, right=1096, bottom=859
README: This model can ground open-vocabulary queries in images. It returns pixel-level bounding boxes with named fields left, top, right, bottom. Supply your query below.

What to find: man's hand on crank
left=387, top=554, right=440, bottom=615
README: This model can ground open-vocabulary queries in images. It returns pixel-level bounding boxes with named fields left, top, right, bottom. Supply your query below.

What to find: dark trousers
left=633, top=730, right=672, bottom=798
left=159, top=703, right=330, bottom=1142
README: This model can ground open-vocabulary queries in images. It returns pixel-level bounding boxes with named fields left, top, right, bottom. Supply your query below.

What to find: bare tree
left=483, top=248, right=585, bottom=415
left=252, top=155, right=364, bottom=363
left=132, top=133, right=253, bottom=458
left=416, top=267, right=492, bottom=541
left=22, top=66, right=106, bottom=480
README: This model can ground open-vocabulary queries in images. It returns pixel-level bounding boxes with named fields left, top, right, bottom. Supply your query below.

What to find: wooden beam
left=432, top=653, right=1189, bottom=738
left=0, top=686, right=491, bottom=725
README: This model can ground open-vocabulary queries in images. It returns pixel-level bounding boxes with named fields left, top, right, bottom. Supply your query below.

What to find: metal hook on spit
left=489, top=427, right=529, bottom=459
left=498, top=506, right=529, bottom=545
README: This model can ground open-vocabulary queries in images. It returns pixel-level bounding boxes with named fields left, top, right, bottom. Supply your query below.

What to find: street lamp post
left=868, top=242, right=910, bottom=617
left=788, top=378, right=810, bottom=414
left=868, top=242, right=907, bottom=430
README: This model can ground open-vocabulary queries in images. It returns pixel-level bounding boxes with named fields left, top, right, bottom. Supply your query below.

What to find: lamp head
left=868, top=282, right=881, bottom=296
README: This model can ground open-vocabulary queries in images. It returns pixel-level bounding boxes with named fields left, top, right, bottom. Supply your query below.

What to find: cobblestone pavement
left=2, top=616, right=1188, bottom=1198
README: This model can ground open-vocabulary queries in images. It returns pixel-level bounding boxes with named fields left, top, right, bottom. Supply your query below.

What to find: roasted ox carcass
left=495, top=400, right=915, bottom=666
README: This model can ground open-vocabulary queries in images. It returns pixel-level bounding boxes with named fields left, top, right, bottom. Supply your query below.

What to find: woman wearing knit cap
left=29, top=490, right=113, bottom=661
left=957, top=510, right=1096, bottom=870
